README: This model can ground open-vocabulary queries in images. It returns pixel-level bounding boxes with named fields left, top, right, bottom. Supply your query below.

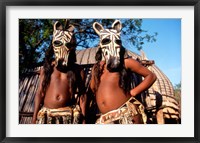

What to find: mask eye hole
left=65, top=43, right=73, bottom=48
left=115, top=39, right=122, bottom=45
left=53, top=40, right=63, bottom=47
left=101, top=38, right=111, bottom=45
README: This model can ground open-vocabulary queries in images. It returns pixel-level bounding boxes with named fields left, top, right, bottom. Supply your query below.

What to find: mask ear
left=54, top=21, right=63, bottom=31
left=64, top=19, right=70, bottom=29
left=112, top=20, right=122, bottom=33
left=64, top=19, right=75, bottom=32
left=93, top=22, right=104, bottom=36
left=67, top=24, right=75, bottom=32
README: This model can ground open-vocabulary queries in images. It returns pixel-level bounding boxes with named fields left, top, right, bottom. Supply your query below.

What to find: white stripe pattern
left=100, top=29, right=121, bottom=60
left=52, top=29, right=73, bottom=66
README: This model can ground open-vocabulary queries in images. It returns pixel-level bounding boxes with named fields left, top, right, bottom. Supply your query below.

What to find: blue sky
left=129, top=19, right=181, bottom=86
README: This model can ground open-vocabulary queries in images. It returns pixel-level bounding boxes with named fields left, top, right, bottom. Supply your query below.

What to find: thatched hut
left=19, top=47, right=180, bottom=124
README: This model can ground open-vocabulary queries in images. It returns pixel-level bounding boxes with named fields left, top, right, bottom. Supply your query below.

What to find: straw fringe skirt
left=96, top=97, right=147, bottom=124
left=36, top=105, right=81, bottom=124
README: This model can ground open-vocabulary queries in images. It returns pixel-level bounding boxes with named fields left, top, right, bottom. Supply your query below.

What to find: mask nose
left=106, top=56, right=121, bottom=72
left=55, top=46, right=70, bottom=67
left=57, top=58, right=65, bottom=66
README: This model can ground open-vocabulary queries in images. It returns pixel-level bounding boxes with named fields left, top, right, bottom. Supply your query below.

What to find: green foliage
left=174, top=82, right=181, bottom=103
left=19, top=19, right=53, bottom=75
left=19, top=19, right=157, bottom=75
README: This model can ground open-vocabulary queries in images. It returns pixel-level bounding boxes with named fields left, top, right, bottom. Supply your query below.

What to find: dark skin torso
left=91, top=58, right=156, bottom=117
left=44, top=67, right=73, bottom=109
left=32, top=64, right=86, bottom=124
left=96, top=68, right=131, bottom=114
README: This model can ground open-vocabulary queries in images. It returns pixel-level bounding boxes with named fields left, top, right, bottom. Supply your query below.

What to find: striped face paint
left=52, top=21, right=75, bottom=67
left=93, top=20, right=122, bottom=71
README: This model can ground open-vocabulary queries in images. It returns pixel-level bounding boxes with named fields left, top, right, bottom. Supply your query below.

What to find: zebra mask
left=93, top=20, right=123, bottom=72
left=52, top=20, right=76, bottom=67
